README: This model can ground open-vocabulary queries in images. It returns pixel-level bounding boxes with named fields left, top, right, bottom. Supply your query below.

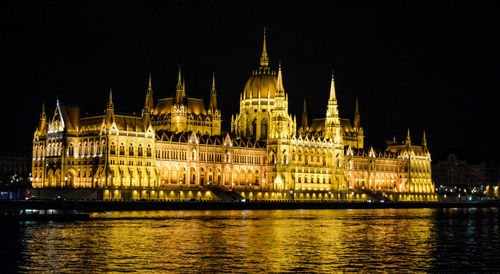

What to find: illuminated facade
left=31, top=31, right=436, bottom=201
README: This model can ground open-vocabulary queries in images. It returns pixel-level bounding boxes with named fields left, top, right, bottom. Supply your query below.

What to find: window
left=138, top=145, right=143, bottom=156
left=119, top=144, right=125, bottom=156
left=261, top=120, right=268, bottom=137
left=129, top=144, right=134, bottom=156
left=110, top=143, right=116, bottom=155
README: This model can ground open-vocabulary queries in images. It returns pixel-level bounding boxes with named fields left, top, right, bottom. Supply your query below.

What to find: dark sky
left=1, top=1, right=499, bottom=163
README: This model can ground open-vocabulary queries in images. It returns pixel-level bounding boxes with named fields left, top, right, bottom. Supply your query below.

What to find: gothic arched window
left=129, top=144, right=134, bottom=156
left=110, top=143, right=116, bottom=155
left=252, top=119, right=257, bottom=138
left=261, top=120, right=268, bottom=138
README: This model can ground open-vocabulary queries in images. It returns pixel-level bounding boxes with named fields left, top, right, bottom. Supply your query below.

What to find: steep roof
left=153, top=97, right=208, bottom=117
left=114, top=115, right=146, bottom=132
left=58, top=105, right=80, bottom=132
left=307, top=118, right=353, bottom=134
left=154, top=98, right=173, bottom=116
left=80, top=115, right=104, bottom=132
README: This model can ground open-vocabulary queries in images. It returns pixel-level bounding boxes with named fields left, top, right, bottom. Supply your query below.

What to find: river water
left=2, top=208, right=500, bottom=272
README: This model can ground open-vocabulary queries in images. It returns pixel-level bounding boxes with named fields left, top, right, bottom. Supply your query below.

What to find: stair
left=206, top=185, right=245, bottom=202
left=355, top=188, right=392, bottom=202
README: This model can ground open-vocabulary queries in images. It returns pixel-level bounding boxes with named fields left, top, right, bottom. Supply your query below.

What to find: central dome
left=243, top=68, right=277, bottom=99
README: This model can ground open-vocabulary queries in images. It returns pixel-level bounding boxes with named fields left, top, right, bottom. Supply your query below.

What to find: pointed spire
left=148, top=72, right=152, bottom=92
left=209, top=73, right=218, bottom=111
left=353, top=99, right=361, bottom=128
left=276, top=61, right=284, bottom=94
left=175, top=67, right=184, bottom=105
left=143, top=73, right=154, bottom=115
left=176, top=65, right=182, bottom=91
left=105, top=88, right=115, bottom=127
left=260, top=28, right=269, bottom=67
left=211, top=72, right=216, bottom=92
left=422, top=131, right=427, bottom=147
left=406, top=128, right=411, bottom=145
left=38, top=102, right=47, bottom=136
left=107, top=88, right=114, bottom=109
left=41, top=102, right=46, bottom=119
left=182, top=78, right=186, bottom=98
left=329, top=72, right=337, bottom=101
left=301, top=98, right=308, bottom=129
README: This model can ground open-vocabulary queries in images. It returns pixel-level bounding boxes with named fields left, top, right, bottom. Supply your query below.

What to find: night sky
left=1, top=1, right=499, bottom=163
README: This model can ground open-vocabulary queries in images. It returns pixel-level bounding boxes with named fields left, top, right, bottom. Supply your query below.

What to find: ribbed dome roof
left=243, top=68, right=277, bottom=99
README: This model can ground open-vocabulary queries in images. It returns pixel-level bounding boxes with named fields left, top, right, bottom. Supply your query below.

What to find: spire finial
left=422, top=130, right=427, bottom=147
left=329, top=71, right=336, bottom=101
left=176, top=65, right=182, bottom=91
left=276, top=61, right=284, bottom=93
left=182, top=78, right=186, bottom=98
left=209, top=73, right=218, bottom=110
left=301, top=98, right=308, bottom=129
left=148, top=72, right=152, bottom=92
left=260, top=27, right=269, bottom=67
left=144, top=73, right=154, bottom=112
left=406, top=128, right=411, bottom=145
left=211, top=72, right=216, bottom=92
left=40, top=102, right=46, bottom=120
left=354, top=98, right=361, bottom=128
left=107, top=88, right=114, bottom=108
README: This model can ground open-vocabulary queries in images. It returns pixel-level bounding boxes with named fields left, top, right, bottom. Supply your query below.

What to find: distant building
left=31, top=30, right=436, bottom=201
left=0, top=153, right=30, bottom=183
left=432, top=154, right=500, bottom=187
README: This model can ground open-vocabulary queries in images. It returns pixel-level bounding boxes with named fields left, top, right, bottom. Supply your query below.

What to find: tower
left=175, top=67, right=184, bottom=105
left=324, top=73, right=342, bottom=145
left=267, top=63, right=295, bottom=190
left=208, top=73, right=221, bottom=135
left=38, top=102, right=47, bottom=137
left=353, top=99, right=364, bottom=149
left=422, top=131, right=428, bottom=154
left=142, top=73, right=154, bottom=127
left=172, top=67, right=188, bottom=132
left=323, top=72, right=346, bottom=195
left=105, top=89, right=115, bottom=128
left=232, top=28, right=279, bottom=140
left=300, top=99, right=308, bottom=134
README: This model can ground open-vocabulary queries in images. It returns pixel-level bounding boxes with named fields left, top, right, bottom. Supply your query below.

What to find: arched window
left=129, top=144, right=134, bottom=156
left=138, top=145, right=143, bottom=156
left=69, top=144, right=74, bottom=156
left=261, top=120, right=268, bottom=138
left=119, top=144, right=125, bottom=155
left=147, top=145, right=152, bottom=157
left=252, top=119, right=257, bottom=138
left=110, top=143, right=116, bottom=155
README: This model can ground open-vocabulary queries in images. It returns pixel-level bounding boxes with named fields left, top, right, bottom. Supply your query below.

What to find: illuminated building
left=31, top=30, right=436, bottom=201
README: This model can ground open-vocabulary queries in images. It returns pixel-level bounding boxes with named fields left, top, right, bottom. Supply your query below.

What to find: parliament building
left=31, top=31, right=436, bottom=201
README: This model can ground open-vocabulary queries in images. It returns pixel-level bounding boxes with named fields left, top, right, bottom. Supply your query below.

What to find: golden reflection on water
left=14, top=209, right=444, bottom=272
